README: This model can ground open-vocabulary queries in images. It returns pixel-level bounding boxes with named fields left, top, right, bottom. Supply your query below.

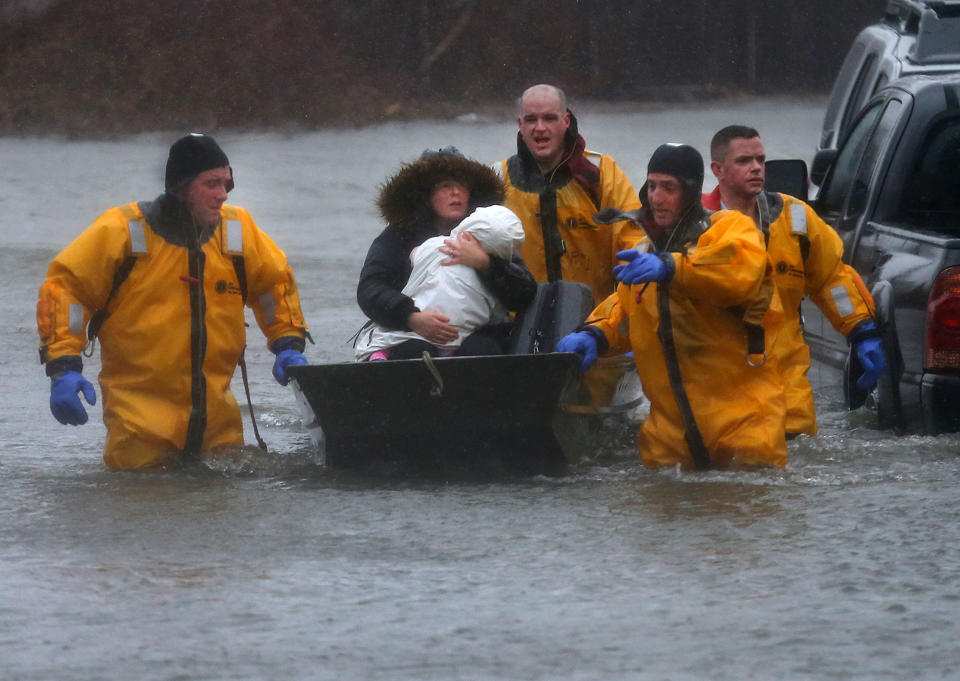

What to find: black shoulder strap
left=87, top=255, right=138, bottom=341
left=656, top=280, right=711, bottom=470
left=799, top=234, right=811, bottom=263
left=539, top=188, right=565, bottom=282
left=88, top=204, right=150, bottom=342
left=745, top=322, right=766, bottom=360
left=755, top=193, right=772, bottom=248
left=232, top=254, right=248, bottom=304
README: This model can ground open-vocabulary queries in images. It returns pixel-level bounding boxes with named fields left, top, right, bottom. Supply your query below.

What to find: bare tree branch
left=417, top=0, right=476, bottom=91
left=422, top=0, right=476, bottom=69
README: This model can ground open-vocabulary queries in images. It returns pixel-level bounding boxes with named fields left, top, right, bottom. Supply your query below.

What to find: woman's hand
left=440, top=232, right=490, bottom=271
left=408, top=311, right=459, bottom=345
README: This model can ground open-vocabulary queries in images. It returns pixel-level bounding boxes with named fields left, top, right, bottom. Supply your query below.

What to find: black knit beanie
left=165, top=134, right=234, bottom=193
left=647, top=143, right=704, bottom=196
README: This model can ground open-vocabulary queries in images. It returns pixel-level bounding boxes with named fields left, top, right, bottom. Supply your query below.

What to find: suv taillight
left=925, top=266, right=960, bottom=370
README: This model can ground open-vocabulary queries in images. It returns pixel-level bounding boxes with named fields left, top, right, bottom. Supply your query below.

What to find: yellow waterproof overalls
left=759, top=192, right=875, bottom=435
left=38, top=202, right=308, bottom=469
left=586, top=210, right=788, bottom=469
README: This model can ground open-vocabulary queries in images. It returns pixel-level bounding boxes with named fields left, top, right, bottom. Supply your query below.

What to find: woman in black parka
left=357, top=147, right=537, bottom=359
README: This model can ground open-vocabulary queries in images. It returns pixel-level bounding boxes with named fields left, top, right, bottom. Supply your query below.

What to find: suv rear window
left=898, top=116, right=960, bottom=230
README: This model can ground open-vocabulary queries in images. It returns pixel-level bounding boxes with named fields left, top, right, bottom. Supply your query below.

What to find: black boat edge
left=288, top=352, right=582, bottom=479
left=286, top=281, right=643, bottom=479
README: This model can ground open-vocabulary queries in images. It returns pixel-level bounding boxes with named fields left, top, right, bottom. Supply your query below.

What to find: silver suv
left=802, top=74, right=960, bottom=433
left=819, top=0, right=960, bottom=152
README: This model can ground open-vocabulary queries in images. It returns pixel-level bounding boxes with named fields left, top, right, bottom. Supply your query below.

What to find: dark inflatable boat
left=288, top=351, right=581, bottom=478
left=287, top=281, right=615, bottom=478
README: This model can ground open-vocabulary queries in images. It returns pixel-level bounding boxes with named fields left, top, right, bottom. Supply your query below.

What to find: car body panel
left=806, top=73, right=960, bottom=432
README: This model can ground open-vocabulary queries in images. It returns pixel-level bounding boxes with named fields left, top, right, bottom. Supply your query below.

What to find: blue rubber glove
left=50, top=370, right=97, bottom=425
left=854, top=330, right=885, bottom=391
left=272, top=349, right=308, bottom=386
left=613, top=249, right=673, bottom=285
left=556, top=331, right=599, bottom=372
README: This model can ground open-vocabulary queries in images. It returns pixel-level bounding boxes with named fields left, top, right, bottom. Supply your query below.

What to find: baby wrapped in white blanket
left=355, top=205, right=524, bottom=360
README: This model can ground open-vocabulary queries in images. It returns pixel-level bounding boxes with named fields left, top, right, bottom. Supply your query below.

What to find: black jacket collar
left=139, top=193, right=217, bottom=248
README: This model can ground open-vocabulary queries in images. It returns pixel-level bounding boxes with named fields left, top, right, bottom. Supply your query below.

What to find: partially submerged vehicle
left=776, top=74, right=960, bottom=433
left=289, top=281, right=642, bottom=477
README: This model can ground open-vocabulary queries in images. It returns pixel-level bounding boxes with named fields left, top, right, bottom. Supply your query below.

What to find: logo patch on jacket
left=215, top=280, right=243, bottom=295
left=775, top=262, right=805, bottom=279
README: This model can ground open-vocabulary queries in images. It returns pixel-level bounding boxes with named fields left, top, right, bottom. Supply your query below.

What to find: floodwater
left=2, top=97, right=959, bottom=681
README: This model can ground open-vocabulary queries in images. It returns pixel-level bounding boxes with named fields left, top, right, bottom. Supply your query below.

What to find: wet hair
left=710, top=125, right=760, bottom=163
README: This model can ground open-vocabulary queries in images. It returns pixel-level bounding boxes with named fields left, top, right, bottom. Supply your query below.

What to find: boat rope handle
left=421, top=351, right=444, bottom=398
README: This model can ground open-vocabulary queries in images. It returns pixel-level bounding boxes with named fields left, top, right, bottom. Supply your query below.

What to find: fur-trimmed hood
left=376, top=153, right=505, bottom=233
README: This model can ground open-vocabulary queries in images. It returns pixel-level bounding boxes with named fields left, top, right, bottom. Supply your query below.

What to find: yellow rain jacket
left=585, top=209, right=788, bottom=469
left=502, top=150, right=643, bottom=306
left=38, top=201, right=308, bottom=470
left=766, top=193, right=875, bottom=435
left=705, top=188, right=876, bottom=435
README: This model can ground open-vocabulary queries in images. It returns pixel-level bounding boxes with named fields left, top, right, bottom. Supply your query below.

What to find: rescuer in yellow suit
left=38, top=134, right=310, bottom=470
left=704, top=125, right=883, bottom=437
left=500, top=84, right=645, bottom=407
left=500, top=84, right=644, bottom=306
left=558, top=144, right=788, bottom=469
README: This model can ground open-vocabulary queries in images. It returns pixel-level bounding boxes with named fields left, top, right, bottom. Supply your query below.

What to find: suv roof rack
left=884, top=0, right=960, bottom=64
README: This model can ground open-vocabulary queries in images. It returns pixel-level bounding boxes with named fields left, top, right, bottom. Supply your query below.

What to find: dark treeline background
left=0, top=0, right=883, bottom=136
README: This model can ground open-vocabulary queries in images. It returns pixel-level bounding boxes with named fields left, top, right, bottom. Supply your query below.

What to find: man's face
left=518, top=90, right=571, bottom=171
left=183, top=166, right=231, bottom=227
left=712, top=136, right=766, bottom=200
left=647, top=173, right=686, bottom=229
left=429, top=179, right=470, bottom=226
